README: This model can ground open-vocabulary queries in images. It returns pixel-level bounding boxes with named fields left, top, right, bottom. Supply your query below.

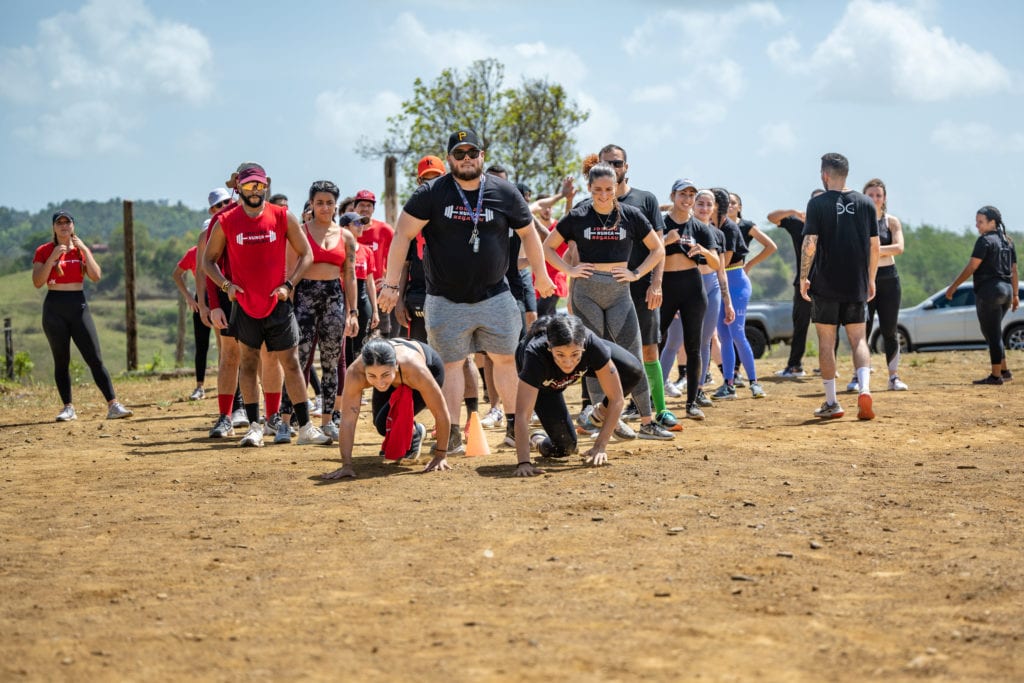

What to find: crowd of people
left=34, top=133, right=1019, bottom=476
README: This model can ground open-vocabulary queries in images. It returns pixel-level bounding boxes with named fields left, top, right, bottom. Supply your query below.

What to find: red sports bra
left=34, top=242, right=84, bottom=285
left=304, top=225, right=346, bottom=267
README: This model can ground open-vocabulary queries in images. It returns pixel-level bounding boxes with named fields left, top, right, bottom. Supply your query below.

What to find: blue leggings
left=718, top=268, right=757, bottom=384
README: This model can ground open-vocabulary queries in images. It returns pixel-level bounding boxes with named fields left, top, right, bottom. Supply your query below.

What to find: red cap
left=354, top=189, right=376, bottom=204
left=417, top=156, right=445, bottom=180
left=237, top=166, right=268, bottom=186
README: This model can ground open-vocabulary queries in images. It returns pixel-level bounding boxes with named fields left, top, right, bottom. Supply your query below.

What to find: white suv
left=871, top=283, right=1024, bottom=353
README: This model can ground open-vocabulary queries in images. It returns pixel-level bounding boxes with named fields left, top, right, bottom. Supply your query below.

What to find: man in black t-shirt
left=378, top=129, right=555, bottom=455
left=597, top=144, right=673, bottom=428
left=800, top=153, right=879, bottom=421
left=768, top=188, right=824, bottom=377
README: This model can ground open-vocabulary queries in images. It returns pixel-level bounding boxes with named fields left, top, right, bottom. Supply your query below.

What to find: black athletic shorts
left=213, top=289, right=238, bottom=338
left=231, top=299, right=300, bottom=352
left=811, top=298, right=867, bottom=326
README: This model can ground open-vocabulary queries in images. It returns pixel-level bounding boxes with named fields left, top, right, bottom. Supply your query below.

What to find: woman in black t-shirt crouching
left=945, top=205, right=1019, bottom=385
left=512, top=314, right=644, bottom=476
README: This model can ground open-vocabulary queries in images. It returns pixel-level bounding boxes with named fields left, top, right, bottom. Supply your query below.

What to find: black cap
left=515, top=182, right=532, bottom=198
left=52, top=210, right=74, bottom=224
left=447, top=129, right=483, bottom=154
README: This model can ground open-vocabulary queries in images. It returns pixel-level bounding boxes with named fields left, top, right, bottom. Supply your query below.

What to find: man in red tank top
left=202, top=163, right=332, bottom=448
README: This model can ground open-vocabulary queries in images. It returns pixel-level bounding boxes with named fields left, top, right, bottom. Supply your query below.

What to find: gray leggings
left=571, top=272, right=652, bottom=417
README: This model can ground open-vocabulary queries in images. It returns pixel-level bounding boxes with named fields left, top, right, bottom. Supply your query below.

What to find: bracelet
left=282, top=279, right=294, bottom=291
left=381, top=283, right=400, bottom=291
left=432, top=446, right=447, bottom=454
left=220, top=280, right=232, bottom=293
left=348, top=309, right=359, bottom=316
left=516, top=461, right=532, bottom=467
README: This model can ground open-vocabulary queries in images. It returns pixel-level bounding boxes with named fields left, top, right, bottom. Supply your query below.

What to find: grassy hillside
left=0, top=269, right=211, bottom=391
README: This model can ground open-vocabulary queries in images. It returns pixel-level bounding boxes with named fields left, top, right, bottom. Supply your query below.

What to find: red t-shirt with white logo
left=218, top=203, right=289, bottom=319
left=34, top=242, right=83, bottom=285
left=354, top=243, right=373, bottom=281
left=357, top=219, right=394, bottom=281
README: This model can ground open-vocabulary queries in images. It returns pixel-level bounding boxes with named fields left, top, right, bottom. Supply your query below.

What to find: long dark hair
left=360, top=337, right=397, bottom=367
left=710, top=187, right=731, bottom=227
left=526, top=314, right=587, bottom=348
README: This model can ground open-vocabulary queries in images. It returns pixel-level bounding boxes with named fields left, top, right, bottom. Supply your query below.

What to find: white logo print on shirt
left=835, top=200, right=856, bottom=215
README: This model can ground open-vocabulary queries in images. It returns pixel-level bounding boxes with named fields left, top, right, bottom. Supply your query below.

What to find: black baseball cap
left=448, top=129, right=483, bottom=154
left=52, top=210, right=74, bottom=224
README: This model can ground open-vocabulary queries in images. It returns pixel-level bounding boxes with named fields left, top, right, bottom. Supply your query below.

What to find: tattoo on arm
left=800, top=236, right=817, bottom=281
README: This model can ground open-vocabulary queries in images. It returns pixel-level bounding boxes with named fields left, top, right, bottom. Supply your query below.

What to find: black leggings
left=787, top=284, right=812, bottom=369
left=866, top=267, right=902, bottom=369
left=536, top=342, right=644, bottom=457
left=191, top=299, right=211, bottom=384
left=975, top=281, right=1012, bottom=366
left=659, top=269, right=707, bottom=407
left=42, top=290, right=116, bottom=405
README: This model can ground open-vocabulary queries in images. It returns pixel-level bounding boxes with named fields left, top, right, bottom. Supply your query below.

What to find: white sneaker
left=888, top=376, right=909, bottom=391
left=231, top=408, right=249, bottom=428
left=664, top=381, right=682, bottom=398
left=310, top=397, right=322, bottom=416
left=480, top=406, right=504, bottom=429
left=56, top=405, right=77, bottom=422
left=240, top=422, right=264, bottom=447
left=298, top=422, right=332, bottom=445
left=322, top=422, right=339, bottom=440
left=106, top=402, right=133, bottom=419
left=846, top=378, right=860, bottom=393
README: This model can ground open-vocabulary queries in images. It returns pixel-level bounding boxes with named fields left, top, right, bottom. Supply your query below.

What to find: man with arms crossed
left=378, top=129, right=555, bottom=454
left=800, top=153, right=879, bottom=420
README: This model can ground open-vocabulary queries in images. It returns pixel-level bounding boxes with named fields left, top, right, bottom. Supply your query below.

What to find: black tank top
left=877, top=215, right=892, bottom=246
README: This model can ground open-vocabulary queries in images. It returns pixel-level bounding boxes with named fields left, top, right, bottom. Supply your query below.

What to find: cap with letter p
left=447, top=128, right=483, bottom=154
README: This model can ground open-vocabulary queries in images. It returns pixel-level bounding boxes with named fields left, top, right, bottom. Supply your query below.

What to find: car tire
left=745, top=324, right=768, bottom=359
left=870, top=327, right=911, bottom=353
left=1004, top=323, right=1024, bottom=351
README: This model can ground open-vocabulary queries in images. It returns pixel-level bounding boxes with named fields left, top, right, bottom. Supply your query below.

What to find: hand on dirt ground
left=514, top=462, right=545, bottom=477
left=422, top=455, right=451, bottom=473
left=321, top=465, right=356, bottom=479
left=582, top=447, right=608, bottom=466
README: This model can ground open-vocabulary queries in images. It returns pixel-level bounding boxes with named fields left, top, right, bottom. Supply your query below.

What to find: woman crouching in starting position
left=321, top=337, right=451, bottom=479
left=513, top=314, right=645, bottom=476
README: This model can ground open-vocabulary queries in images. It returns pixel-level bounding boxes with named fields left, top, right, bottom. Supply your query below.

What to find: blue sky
left=1, top=0, right=1021, bottom=233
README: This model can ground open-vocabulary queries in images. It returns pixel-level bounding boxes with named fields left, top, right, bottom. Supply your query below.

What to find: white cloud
left=2, top=0, right=213, bottom=105
left=930, top=121, right=1024, bottom=154
left=757, top=122, right=796, bottom=157
left=769, top=0, right=1011, bottom=102
left=621, top=4, right=781, bottom=122
left=313, top=90, right=405, bottom=151
left=15, top=101, right=140, bottom=158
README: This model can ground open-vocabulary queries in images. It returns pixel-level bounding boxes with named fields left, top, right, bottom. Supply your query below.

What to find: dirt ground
left=1, top=349, right=1022, bottom=682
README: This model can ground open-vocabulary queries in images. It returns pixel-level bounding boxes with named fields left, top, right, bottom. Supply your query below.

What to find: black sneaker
left=404, top=422, right=426, bottom=461
left=973, top=374, right=1004, bottom=385
left=1001, top=369, right=1013, bottom=382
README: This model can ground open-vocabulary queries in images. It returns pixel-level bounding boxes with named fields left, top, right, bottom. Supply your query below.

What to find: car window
left=932, top=287, right=974, bottom=309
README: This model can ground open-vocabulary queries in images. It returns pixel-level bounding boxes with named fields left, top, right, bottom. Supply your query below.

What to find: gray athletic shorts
left=425, top=291, right=523, bottom=363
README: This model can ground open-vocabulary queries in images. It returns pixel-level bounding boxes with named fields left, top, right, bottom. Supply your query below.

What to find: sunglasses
left=450, top=148, right=482, bottom=161
left=213, top=199, right=231, bottom=210
left=604, top=159, right=625, bottom=168
left=239, top=181, right=267, bottom=193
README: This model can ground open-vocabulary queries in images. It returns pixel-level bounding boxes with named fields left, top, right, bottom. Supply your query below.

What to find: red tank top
left=34, top=242, right=84, bottom=285
left=304, top=225, right=346, bottom=267
left=218, top=203, right=289, bottom=318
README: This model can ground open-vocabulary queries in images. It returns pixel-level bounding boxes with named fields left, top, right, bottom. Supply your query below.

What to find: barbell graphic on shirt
left=583, top=226, right=628, bottom=241
left=235, top=231, right=278, bottom=246
left=443, top=206, right=494, bottom=222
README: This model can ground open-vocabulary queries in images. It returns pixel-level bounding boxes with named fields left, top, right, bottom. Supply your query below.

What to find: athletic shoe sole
left=857, top=393, right=875, bottom=420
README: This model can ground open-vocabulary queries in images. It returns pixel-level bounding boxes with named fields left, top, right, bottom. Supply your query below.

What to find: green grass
left=0, top=268, right=210, bottom=386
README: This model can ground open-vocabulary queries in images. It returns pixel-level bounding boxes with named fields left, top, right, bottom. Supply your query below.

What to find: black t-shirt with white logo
left=803, top=190, right=878, bottom=301
left=556, top=203, right=652, bottom=264
left=516, top=328, right=611, bottom=393
left=971, top=231, right=1017, bottom=288
left=403, top=174, right=534, bottom=303
left=663, top=215, right=719, bottom=265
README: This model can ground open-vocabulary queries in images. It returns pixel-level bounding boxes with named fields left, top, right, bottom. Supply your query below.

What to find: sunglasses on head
left=451, top=148, right=481, bottom=161
left=604, top=159, right=625, bottom=168
left=239, top=181, right=267, bottom=193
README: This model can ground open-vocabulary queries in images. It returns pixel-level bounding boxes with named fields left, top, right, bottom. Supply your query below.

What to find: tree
left=359, top=58, right=589, bottom=196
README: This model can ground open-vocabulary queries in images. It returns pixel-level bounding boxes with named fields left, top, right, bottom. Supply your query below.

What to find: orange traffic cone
left=464, top=410, right=491, bottom=457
